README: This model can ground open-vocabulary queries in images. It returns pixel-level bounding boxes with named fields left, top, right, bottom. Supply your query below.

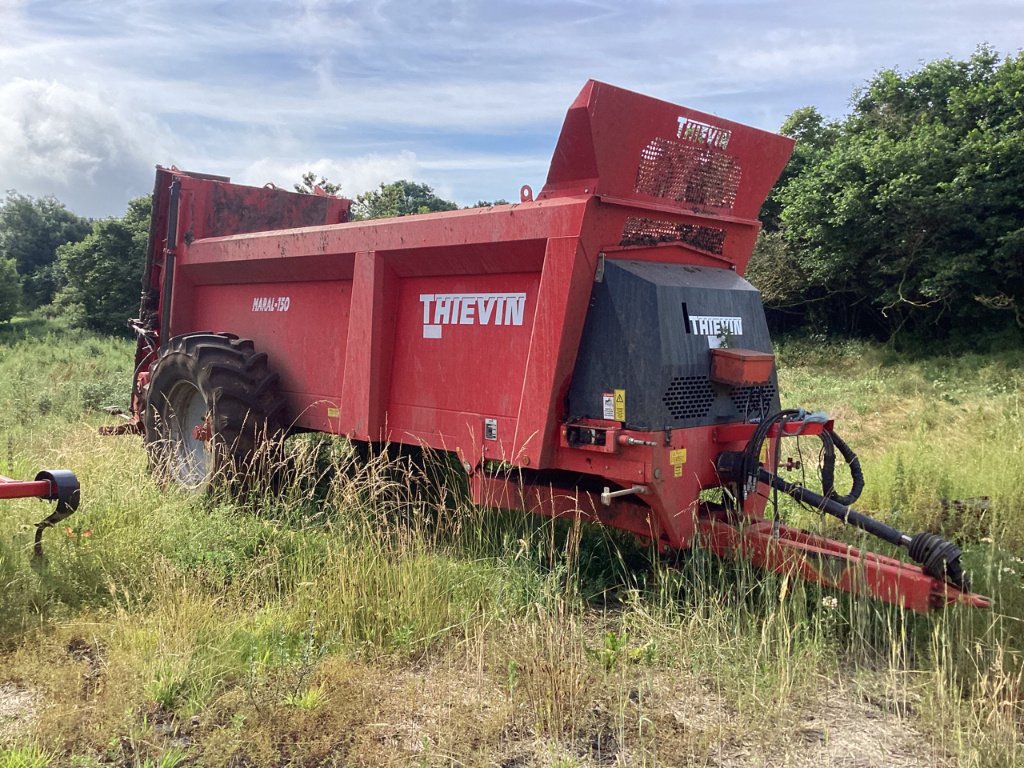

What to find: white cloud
left=417, top=155, right=548, bottom=172
left=0, top=0, right=23, bottom=19
left=235, top=151, right=549, bottom=205
left=238, top=151, right=421, bottom=198
left=1, top=1, right=1022, bottom=218
left=0, top=78, right=171, bottom=216
left=721, top=38, right=861, bottom=81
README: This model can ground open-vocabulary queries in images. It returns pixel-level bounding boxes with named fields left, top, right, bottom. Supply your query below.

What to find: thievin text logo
left=419, top=292, right=527, bottom=339
left=687, top=314, right=743, bottom=349
left=676, top=117, right=731, bottom=150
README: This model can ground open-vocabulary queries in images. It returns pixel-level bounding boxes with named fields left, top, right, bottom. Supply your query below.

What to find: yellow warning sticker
left=670, top=448, right=687, bottom=478
left=613, top=389, right=626, bottom=421
left=327, top=407, right=340, bottom=418
left=759, top=443, right=768, bottom=463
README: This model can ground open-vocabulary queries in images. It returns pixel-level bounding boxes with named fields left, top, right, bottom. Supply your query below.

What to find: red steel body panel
left=171, top=198, right=598, bottom=467
left=709, top=348, right=775, bottom=386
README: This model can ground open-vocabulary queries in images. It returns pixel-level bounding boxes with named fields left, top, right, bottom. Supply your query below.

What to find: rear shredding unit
left=121, top=81, right=990, bottom=612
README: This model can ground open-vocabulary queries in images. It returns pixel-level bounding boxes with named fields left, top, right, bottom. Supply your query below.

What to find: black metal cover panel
left=567, top=259, right=779, bottom=430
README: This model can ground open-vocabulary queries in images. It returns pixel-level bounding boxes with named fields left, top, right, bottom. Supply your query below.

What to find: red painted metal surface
left=2, top=470, right=82, bottom=558
left=696, top=512, right=991, bottom=611
left=0, top=475, right=55, bottom=501
left=126, top=81, right=990, bottom=612
left=470, top=474, right=657, bottom=543
left=709, top=348, right=775, bottom=386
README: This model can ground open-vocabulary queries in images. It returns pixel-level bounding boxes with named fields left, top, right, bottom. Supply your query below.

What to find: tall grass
left=0, top=319, right=1020, bottom=765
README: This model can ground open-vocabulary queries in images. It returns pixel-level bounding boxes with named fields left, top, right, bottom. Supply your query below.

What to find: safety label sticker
left=670, top=448, right=687, bottom=478
left=602, top=392, right=615, bottom=420
left=602, top=389, right=626, bottom=421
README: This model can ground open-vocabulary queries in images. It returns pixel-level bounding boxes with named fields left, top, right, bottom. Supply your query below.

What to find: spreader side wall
left=164, top=201, right=594, bottom=455
left=176, top=249, right=548, bottom=440
left=188, top=280, right=355, bottom=431
left=388, top=271, right=539, bottom=423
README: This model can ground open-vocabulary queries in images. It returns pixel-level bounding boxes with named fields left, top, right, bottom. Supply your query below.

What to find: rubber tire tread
left=144, top=333, right=286, bottom=489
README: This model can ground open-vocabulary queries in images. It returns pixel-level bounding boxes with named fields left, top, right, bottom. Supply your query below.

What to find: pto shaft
left=757, top=468, right=969, bottom=591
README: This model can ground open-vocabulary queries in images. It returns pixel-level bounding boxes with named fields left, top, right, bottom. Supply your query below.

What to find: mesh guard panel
left=620, top=216, right=726, bottom=254
left=539, top=81, right=794, bottom=276
left=635, top=138, right=742, bottom=209
left=663, top=376, right=716, bottom=421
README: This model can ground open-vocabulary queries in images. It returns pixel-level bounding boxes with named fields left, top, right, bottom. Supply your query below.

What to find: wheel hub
left=191, top=417, right=213, bottom=443
left=167, top=382, right=213, bottom=488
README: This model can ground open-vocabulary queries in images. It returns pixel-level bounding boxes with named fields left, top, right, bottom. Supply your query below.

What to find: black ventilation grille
left=620, top=216, right=726, bottom=254
left=635, top=137, right=742, bottom=209
left=729, top=382, right=778, bottom=420
left=663, top=376, right=715, bottom=420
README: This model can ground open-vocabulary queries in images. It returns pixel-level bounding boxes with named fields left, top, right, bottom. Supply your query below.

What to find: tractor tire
left=143, top=333, right=286, bottom=490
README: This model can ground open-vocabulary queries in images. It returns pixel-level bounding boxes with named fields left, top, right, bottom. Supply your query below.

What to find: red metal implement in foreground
left=121, top=81, right=990, bottom=612
left=1, top=470, right=81, bottom=558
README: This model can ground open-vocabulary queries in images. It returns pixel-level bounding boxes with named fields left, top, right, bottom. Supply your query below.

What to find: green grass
left=0, top=318, right=1021, bottom=766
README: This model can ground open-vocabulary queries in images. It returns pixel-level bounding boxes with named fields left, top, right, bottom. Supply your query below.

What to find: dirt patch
left=329, top=662, right=948, bottom=767
left=341, top=660, right=512, bottom=765
left=780, top=687, right=947, bottom=768
left=0, top=634, right=952, bottom=767
left=0, top=682, right=39, bottom=742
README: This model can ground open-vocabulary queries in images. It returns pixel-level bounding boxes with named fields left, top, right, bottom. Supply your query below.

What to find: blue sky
left=1, top=0, right=1023, bottom=218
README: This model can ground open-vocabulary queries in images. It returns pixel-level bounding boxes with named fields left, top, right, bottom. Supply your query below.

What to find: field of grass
left=0, top=317, right=1021, bottom=767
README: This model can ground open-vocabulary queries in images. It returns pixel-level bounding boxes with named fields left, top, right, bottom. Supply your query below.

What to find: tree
left=0, top=192, right=90, bottom=307
left=756, top=47, right=1024, bottom=339
left=55, top=196, right=151, bottom=335
left=353, top=180, right=457, bottom=220
left=0, top=257, right=20, bottom=323
left=294, top=172, right=342, bottom=196
left=759, top=107, right=839, bottom=233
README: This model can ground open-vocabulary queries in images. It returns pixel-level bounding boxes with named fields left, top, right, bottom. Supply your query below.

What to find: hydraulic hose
left=757, top=468, right=969, bottom=592
left=737, top=410, right=863, bottom=509
left=819, top=429, right=864, bottom=506
left=726, top=409, right=969, bottom=593
left=738, top=408, right=803, bottom=504
left=31, top=469, right=81, bottom=561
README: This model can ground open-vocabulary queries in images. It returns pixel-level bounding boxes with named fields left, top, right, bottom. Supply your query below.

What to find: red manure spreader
left=118, top=81, right=989, bottom=612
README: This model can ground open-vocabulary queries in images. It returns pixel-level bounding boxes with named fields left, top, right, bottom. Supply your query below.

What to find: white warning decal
left=419, top=292, right=526, bottom=339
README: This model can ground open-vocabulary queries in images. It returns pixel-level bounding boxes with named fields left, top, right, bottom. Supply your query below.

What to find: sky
left=1, top=0, right=1023, bottom=219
